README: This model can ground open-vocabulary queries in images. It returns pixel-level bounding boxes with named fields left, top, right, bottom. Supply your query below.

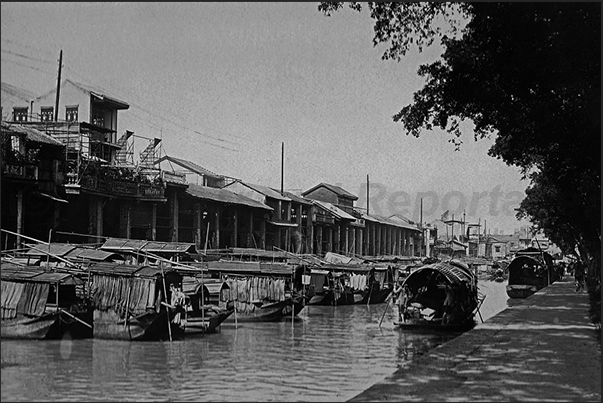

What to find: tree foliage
left=319, top=3, right=601, bottom=275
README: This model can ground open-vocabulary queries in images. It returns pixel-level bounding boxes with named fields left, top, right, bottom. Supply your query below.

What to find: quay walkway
left=349, top=278, right=601, bottom=402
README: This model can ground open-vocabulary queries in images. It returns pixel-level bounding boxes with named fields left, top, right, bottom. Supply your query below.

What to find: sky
left=1, top=2, right=530, bottom=234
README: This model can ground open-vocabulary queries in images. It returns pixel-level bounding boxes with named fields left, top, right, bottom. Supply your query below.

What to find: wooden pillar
left=170, top=191, right=179, bottom=242
left=16, top=190, right=23, bottom=249
left=119, top=203, right=131, bottom=239
left=307, top=205, right=314, bottom=254
left=96, top=197, right=103, bottom=238
left=350, top=226, right=356, bottom=255
left=383, top=225, right=388, bottom=255
left=316, top=225, right=323, bottom=255
left=376, top=224, right=381, bottom=255
left=356, top=227, right=362, bottom=256
left=249, top=210, right=254, bottom=248
left=88, top=196, right=103, bottom=243
left=214, top=206, right=221, bottom=249
left=194, top=204, right=201, bottom=249
left=260, top=214, right=266, bottom=250
left=339, top=222, right=350, bottom=255
left=151, top=203, right=157, bottom=241
left=233, top=209, right=238, bottom=248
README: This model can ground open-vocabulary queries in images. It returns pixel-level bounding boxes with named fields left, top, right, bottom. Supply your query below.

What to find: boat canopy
left=402, top=261, right=476, bottom=290
left=101, top=238, right=198, bottom=255
left=86, top=262, right=161, bottom=278
left=1, top=263, right=83, bottom=285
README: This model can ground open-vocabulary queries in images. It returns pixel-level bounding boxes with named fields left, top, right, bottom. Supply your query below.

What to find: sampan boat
left=1, top=262, right=92, bottom=339
left=394, top=259, right=482, bottom=331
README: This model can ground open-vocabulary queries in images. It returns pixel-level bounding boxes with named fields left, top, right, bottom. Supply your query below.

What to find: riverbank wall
left=349, top=277, right=601, bottom=402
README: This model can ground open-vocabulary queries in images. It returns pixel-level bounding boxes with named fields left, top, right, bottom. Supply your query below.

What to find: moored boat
left=1, top=261, right=92, bottom=339
left=86, top=262, right=185, bottom=341
left=206, top=260, right=306, bottom=322
left=180, top=275, right=233, bottom=333
left=306, top=264, right=395, bottom=306
left=394, top=259, right=482, bottom=331
left=506, top=248, right=556, bottom=299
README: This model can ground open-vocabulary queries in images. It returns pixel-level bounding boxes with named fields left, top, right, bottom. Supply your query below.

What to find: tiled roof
left=155, top=155, right=223, bottom=179
left=231, top=181, right=290, bottom=201
left=312, top=200, right=356, bottom=220
left=186, top=183, right=273, bottom=211
left=302, top=182, right=358, bottom=200
left=35, top=79, right=129, bottom=109
left=1, top=122, right=63, bottom=147
left=281, top=191, right=313, bottom=205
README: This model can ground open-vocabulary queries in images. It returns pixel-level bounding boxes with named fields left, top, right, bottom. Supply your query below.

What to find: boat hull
left=93, top=309, right=180, bottom=341
left=357, top=288, right=392, bottom=305
left=394, top=319, right=476, bottom=332
left=226, top=299, right=305, bottom=322
left=506, top=284, right=539, bottom=299
left=183, top=307, right=233, bottom=334
left=1, top=311, right=93, bottom=340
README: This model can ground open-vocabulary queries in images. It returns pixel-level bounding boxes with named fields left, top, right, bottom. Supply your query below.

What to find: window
left=66, top=106, right=78, bottom=122
left=41, top=107, right=54, bottom=121
left=92, top=114, right=104, bottom=127
left=13, top=107, right=28, bottom=122
left=495, top=246, right=501, bottom=253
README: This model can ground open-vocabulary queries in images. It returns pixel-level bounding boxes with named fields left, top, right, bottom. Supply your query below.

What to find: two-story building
left=2, top=79, right=167, bottom=243
left=1, top=122, right=66, bottom=248
left=223, top=180, right=300, bottom=252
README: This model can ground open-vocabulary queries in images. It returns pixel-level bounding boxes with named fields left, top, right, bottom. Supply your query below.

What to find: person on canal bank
left=442, top=283, right=456, bottom=326
left=574, top=261, right=585, bottom=292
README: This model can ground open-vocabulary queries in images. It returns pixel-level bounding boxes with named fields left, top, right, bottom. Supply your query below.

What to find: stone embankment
left=349, top=278, right=601, bottom=402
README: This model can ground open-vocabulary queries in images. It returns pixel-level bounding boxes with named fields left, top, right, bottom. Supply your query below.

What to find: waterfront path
left=349, top=278, right=601, bottom=402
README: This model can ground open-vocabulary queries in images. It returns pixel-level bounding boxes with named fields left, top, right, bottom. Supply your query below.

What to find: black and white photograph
left=1, top=2, right=600, bottom=402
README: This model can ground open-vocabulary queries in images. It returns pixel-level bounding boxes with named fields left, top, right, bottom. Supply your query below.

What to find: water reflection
left=1, top=280, right=510, bottom=402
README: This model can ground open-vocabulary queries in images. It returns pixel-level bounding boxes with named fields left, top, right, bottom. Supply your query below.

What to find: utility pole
left=54, top=50, right=63, bottom=122
left=280, top=142, right=284, bottom=194
left=366, top=174, right=370, bottom=215
left=420, top=198, right=423, bottom=257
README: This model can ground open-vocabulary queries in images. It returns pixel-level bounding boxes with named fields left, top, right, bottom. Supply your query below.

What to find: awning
left=34, top=191, right=68, bottom=203
left=267, top=221, right=298, bottom=227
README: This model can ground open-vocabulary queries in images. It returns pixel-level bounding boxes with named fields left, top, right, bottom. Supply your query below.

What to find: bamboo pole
left=46, top=229, right=52, bottom=270
left=160, top=265, right=172, bottom=342
left=124, top=285, right=131, bottom=330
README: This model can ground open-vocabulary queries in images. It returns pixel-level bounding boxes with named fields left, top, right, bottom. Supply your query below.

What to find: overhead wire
left=1, top=43, right=243, bottom=153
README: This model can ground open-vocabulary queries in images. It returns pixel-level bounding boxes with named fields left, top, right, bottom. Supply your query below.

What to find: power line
left=0, top=56, right=55, bottom=76
left=62, top=65, right=245, bottom=148
left=1, top=48, right=55, bottom=66
left=1, top=46, right=247, bottom=153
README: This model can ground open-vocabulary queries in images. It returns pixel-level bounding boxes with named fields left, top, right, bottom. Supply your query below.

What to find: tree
left=319, top=3, right=600, bottom=278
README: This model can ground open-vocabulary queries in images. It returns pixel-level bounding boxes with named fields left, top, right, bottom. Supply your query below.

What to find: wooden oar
left=58, top=308, right=92, bottom=329
left=378, top=296, right=392, bottom=327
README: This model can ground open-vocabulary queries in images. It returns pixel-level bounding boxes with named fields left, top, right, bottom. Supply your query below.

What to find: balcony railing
left=2, top=162, right=39, bottom=180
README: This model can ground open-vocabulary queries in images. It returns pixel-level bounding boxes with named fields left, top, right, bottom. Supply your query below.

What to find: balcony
left=2, top=162, right=38, bottom=180
left=66, top=173, right=165, bottom=199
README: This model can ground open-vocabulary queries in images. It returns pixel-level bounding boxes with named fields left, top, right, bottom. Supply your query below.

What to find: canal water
left=1, top=280, right=510, bottom=402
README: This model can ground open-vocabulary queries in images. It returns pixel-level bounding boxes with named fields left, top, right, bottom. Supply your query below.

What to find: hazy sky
left=1, top=2, right=529, bottom=233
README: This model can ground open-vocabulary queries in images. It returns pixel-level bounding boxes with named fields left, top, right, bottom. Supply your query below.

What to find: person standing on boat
left=170, top=283, right=186, bottom=325
left=392, top=279, right=407, bottom=323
